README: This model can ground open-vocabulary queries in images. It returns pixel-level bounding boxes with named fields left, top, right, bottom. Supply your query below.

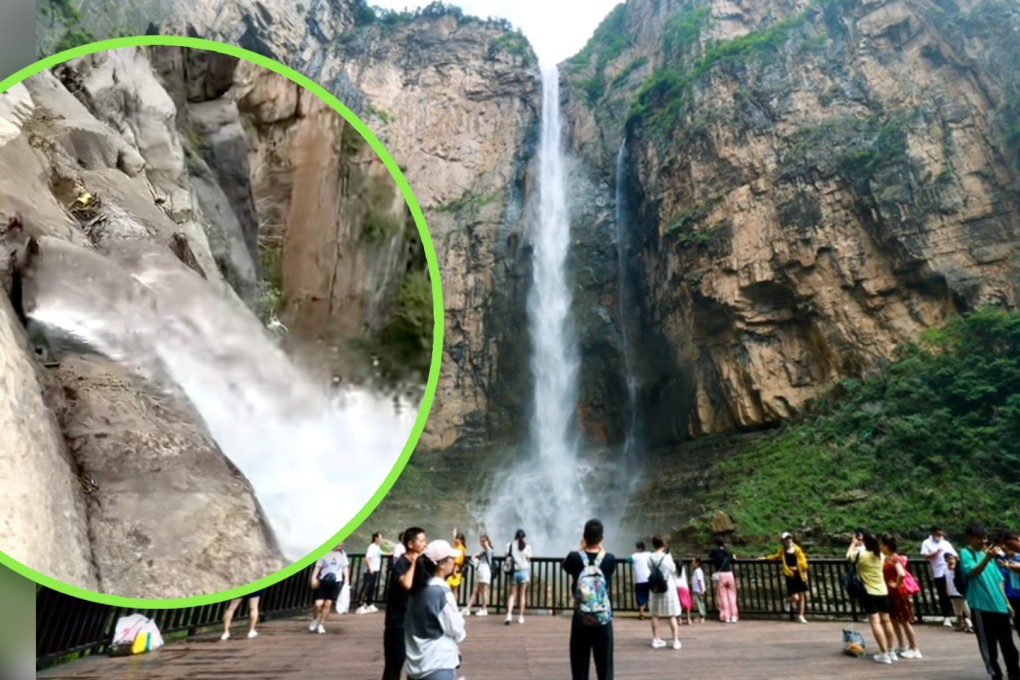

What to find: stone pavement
left=38, top=611, right=991, bottom=679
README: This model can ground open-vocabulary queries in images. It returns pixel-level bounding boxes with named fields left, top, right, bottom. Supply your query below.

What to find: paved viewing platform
left=39, top=610, right=987, bottom=679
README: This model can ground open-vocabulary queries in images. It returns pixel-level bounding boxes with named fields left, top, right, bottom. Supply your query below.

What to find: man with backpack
left=562, top=518, right=617, bottom=680
left=958, top=524, right=1019, bottom=680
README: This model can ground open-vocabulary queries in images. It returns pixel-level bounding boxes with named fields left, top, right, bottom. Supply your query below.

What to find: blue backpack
left=574, top=550, right=611, bottom=626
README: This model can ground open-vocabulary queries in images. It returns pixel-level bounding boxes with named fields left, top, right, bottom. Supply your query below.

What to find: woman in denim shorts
left=505, top=529, right=532, bottom=625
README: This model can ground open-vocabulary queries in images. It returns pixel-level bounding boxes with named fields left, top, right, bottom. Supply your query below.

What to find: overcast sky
left=369, top=0, right=623, bottom=65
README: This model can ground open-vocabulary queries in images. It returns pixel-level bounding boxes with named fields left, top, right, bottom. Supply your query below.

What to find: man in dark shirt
left=382, top=527, right=426, bottom=680
left=562, top=518, right=617, bottom=680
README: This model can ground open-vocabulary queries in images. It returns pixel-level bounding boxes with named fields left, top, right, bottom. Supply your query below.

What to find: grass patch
left=489, top=30, right=537, bottom=68
left=703, top=307, right=1020, bottom=551
left=378, top=270, right=435, bottom=377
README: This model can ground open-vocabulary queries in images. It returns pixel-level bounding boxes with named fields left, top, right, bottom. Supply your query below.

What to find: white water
left=614, top=139, right=641, bottom=476
left=483, top=66, right=591, bottom=553
left=26, top=238, right=418, bottom=561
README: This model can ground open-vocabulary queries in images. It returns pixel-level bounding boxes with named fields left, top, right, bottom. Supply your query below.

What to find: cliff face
left=0, top=47, right=284, bottom=595
left=563, top=0, right=1020, bottom=443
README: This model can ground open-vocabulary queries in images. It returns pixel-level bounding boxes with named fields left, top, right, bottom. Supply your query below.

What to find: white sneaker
left=518, top=616, right=525, bottom=624
left=888, top=650, right=898, bottom=661
left=308, top=620, right=318, bottom=632
left=783, top=601, right=791, bottom=613
left=797, top=615, right=808, bottom=624
left=355, top=606, right=368, bottom=615
left=366, top=604, right=378, bottom=613
left=943, top=617, right=953, bottom=628
left=220, top=632, right=230, bottom=641
left=461, top=607, right=471, bottom=616
left=651, top=638, right=667, bottom=648
left=900, top=649, right=922, bottom=659
left=316, top=624, right=326, bottom=635
left=477, top=609, right=488, bottom=616
left=247, top=630, right=258, bottom=639
left=504, top=614, right=512, bottom=625
left=672, top=639, right=682, bottom=650
left=873, top=653, right=892, bottom=664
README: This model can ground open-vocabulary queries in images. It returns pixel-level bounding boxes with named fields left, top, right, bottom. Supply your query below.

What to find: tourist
left=447, top=531, right=467, bottom=600
left=220, top=590, right=262, bottom=640
left=691, top=557, right=707, bottom=623
left=562, top=518, right=617, bottom=680
left=405, top=539, right=467, bottom=680
left=944, top=552, right=973, bottom=632
left=382, top=527, right=426, bottom=680
left=675, top=561, right=693, bottom=625
left=356, top=531, right=384, bottom=615
left=392, top=531, right=407, bottom=565
left=847, top=532, right=896, bottom=663
left=920, top=525, right=958, bottom=627
left=709, top=536, right=738, bottom=623
left=505, top=528, right=532, bottom=625
left=959, top=524, right=1019, bottom=680
left=463, top=534, right=493, bottom=616
left=994, top=527, right=1020, bottom=639
left=646, top=536, right=682, bottom=650
left=309, top=542, right=349, bottom=634
left=761, top=531, right=809, bottom=623
left=880, top=534, right=922, bottom=659
left=630, top=541, right=651, bottom=620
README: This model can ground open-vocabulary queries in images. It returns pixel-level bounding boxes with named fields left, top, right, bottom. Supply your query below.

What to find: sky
left=369, top=0, right=623, bottom=65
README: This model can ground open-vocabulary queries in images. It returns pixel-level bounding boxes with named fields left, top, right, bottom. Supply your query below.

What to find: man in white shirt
left=631, top=541, right=652, bottom=620
left=309, top=543, right=350, bottom=634
left=357, top=532, right=385, bottom=615
left=920, top=526, right=958, bottom=627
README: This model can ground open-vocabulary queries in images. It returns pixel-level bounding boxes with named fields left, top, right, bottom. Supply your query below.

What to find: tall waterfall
left=24, top=237, right=418, bottom=561
left=614, top=139, right=641, bottom=475
left=483, top=66, right=590, bottom=552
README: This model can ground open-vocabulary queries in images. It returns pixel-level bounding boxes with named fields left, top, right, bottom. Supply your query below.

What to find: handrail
left=36, top=554, right=945, bottom=668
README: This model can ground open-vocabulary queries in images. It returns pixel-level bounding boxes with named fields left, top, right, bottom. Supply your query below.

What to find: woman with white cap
left=405, top=539, right=467, bottom=680
left=761, top=532, right=809, bottom=623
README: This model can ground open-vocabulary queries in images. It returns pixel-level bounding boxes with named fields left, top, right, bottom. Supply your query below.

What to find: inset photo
left=0, top=40, right=439, bottom=602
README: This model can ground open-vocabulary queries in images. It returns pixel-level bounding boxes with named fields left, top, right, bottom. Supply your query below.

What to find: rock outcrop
left=562, top=0, right=1020, bottom=443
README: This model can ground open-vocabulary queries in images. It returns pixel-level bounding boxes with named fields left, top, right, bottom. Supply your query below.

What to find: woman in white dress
left=647, top=535, right=682, bottom=650
left=463, top=534, right=493, bottom=616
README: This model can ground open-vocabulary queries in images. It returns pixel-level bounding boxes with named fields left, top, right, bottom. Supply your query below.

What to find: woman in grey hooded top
left=405, top=539, right=467, bottom=680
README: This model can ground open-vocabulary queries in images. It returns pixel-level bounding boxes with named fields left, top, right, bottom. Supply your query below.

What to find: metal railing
left=36, top=554, right=945, bottom=667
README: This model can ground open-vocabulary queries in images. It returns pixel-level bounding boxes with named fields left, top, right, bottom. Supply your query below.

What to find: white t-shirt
left=317, top=550, right=349, bottom=579
left=392, top=543, right=407, bottom=564
left=631, top=551, right=652, bottom=584
left=920, top=536, right=958, bottom=578
left=508, top=542, right=532, bottom=570
left=692, top=567, right=706, bottom=594
left=365, top=543, right=383, bottom=573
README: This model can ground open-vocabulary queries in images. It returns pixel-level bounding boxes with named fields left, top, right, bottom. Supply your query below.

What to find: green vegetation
left=664, top=195, right=725, bottom=248
left=253, top=237, right=285, bottom=324
left=707, top=307, right=1020, bottom=550
left=609, top=56, right=648, bottom=89
left=46, top=0, right=96, bottom=52
left=434, top=189, right=500, bottom=214
left=629, top=1, right=830, bottom=134
left=564, top=4, right=633, bottom=105
left=361, top=206, right=404, bottom=243
left=379, top=270, right=435, bottom=376
left=489, top=30, right=537, bottom=68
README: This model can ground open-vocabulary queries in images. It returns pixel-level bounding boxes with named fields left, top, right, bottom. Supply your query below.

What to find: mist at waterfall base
left=482, top=66, right=600, bottom=554
left=26, top=239, right=418, bottom=561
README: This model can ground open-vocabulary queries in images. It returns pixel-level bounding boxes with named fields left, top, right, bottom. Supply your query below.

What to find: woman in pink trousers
left=709, top=537, right=739, bottom=623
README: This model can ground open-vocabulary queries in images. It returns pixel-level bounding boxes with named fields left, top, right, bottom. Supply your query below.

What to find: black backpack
left=842, top=553, right=865, bottom=601
left=648, top=556, right=669, bottom=594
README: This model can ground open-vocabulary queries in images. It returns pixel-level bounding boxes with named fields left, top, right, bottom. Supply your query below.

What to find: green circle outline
left=0, top=35, right=444, bottom=608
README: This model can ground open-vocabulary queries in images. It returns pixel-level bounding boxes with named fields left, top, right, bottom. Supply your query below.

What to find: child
left=944, top=553, right=973, bottom=632
left=691, top=557, right=707, bottom=623
left=676, top=563, right=694, bottom=625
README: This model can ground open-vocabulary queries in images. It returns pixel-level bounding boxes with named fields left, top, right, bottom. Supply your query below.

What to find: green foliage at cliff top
left=708, top=307, right=1020, bottom=550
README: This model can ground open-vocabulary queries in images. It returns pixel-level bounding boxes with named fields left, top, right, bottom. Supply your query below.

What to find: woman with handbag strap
left=847, top=532, right=896, bottom=664
left=881, top=534, right=923, bottom=659
left=504, top=529, right=532, bottom=625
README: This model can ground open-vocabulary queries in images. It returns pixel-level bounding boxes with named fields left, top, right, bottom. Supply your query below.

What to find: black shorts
left=313, top=581, right=342, bottom=602
left=635, top=582, right=650, bottom=606
left=785, top=575, right=808, bottom=597
left=861, top=593, right=890, bottom=615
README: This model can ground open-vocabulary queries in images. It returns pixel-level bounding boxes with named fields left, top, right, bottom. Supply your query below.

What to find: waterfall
left=24, top=237, right=418, bottom=562
left=483, top=66, right=591, bottom=553
left=614, top=139, right=642, bottom=476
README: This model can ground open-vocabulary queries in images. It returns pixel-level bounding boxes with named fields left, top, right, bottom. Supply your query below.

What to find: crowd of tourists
left=214, top=521, right=1020, bottom=680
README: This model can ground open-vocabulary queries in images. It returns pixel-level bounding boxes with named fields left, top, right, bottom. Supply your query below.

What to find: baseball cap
left=780, top=532, right=792, bottom=539
left=424, top=539, right=455, bottom=562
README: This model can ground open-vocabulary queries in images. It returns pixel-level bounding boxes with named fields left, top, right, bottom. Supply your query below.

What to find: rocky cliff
left=563, top=0, right=1020, bottom=445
